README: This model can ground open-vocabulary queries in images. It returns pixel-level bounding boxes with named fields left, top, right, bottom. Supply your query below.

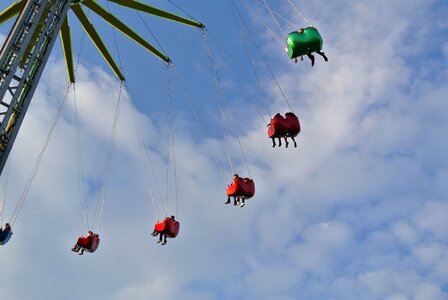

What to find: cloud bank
left=0, top=0, right=447, bottom=299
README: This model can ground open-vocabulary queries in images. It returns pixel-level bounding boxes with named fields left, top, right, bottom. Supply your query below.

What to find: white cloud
left=391, top=220, right=420, bottom=245
left=1, top=0, right=448, bottom=299
left=414, top=282, right=446, bottom=300
left=442, top=42, right=448, bottom=58
left=412, top=243, right=447, bottom=267
left=385, top=294, right=409, bottom=300
left=413, top=201, right=448, bottom=239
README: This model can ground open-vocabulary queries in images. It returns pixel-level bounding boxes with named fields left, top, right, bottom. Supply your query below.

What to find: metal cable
left=166, top=67, right=179, bottom=219
left=73, top=85, right=89, bottom=235
left=97, top=81, right=124, bottom=233
left=92, top=1, right=127, bottom=233
left=202, top=31, right=254, bottom=180
left=166, top=0, right=198, bottom=21
left=0, top=161, right=10, bottom=227
left=262, top=0, right=285, bottom=37
left=201, top=31, right=235, bottom=177
left=10, top=83, right=72, bottom=226
left=106, top=0, right=125, bottom=74
left=229, top=0, right=273, bottom=122
left=74, top=3, right=90, bottom=77
left=136, top=11, right=170, bottom=62
left=163, top=67, right=172, bottom=216
left=236, top=137, right=252, bottom=179
left=223, top=133, right=234, bottom=176
left=287, top=0, right=314, bottom=27
left=127, top=82, right=167, bottom=217
left=232, top=1, right=294, bottom=112
left=251, top=0, right=296, bottom=28
left=172, top=67, right=229, bottom=187
left=207, top=29, right=269, bottom=125
left=172, top=120, right=179, bottom=220
left=208, top=31, right=242, bottom=68
left=128, top=90, right=160, bottom=221
left=240, top=0, right=284, bottom=47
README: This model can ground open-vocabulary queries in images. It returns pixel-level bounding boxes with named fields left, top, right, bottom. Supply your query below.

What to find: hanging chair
left=0, top=230, right=12, bottom=245
left=268, top=112, right=301, bottom=148
left=268, top=112, right=300, bottom=138
left=153, top=218, right=180, bottom=238
left=285, top=112, right=300, bottom=136
left=226, top=177, right=255, bottom=199
left=268, top=113, right=287, bottom=138
left=76, top=233, right=100, bottom=253
left=286, top=27, right=323, bottom=59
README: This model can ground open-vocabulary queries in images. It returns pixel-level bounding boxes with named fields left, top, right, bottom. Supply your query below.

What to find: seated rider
left=268, top=113, right=286, bottom=148
left=296, top=28, right=328, bottom=66
left=151, top=216, right=170, bottom=237
left=1, top=223, right=11, bottom=232
left=71, top=230, right=94, bottom=255
left=153, top=215, right=175, bottom=245
left=238, top=178, right=250, bottom=208
left=225, top=174, right=241, bottom=206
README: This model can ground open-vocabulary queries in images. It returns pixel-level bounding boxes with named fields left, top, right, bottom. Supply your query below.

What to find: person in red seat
left=156, top=215, right=175, bottom=245
left=150, top=217, right=169, bottom=239
left=151, top=226, right=160, bottom=238
left=71, top=230, right=93, bottom=255
left=268, top=112, right=300, bottom=148
left=238, top=178, right=252, bottom=208
left=225, top=174, right=241, bottom=206
left=284, top=112, right=300, bottom=148
left=267, top=113, right=288, bottom=148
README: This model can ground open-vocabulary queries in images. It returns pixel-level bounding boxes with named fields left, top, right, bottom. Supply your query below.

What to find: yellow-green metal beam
left=0, top=1, right=25, bottom=25
left=71, top=4, right=125, bottom=81
left=60, top=16, right=75, bottom=83
left=82, top=0, right=170, bottom=63
left=107, top=0, right=205, bottom=29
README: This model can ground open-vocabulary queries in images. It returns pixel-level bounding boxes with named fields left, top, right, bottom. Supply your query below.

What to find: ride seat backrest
left=0, top=230, right=13, bottom=245
left=226, top=178, right=255, bottom=198
left=286, top=27, right=323, bottom=59
left=154, top=218, right=180, bottom=238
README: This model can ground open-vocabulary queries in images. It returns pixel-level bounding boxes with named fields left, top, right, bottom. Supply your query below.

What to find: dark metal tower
left=0, top=0, right=71, bottom=174
left=0, top=0, right=204, bottom=176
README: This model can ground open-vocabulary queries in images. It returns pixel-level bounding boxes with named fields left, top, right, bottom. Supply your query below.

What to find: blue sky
left=0, top=0, right=447, bottom=299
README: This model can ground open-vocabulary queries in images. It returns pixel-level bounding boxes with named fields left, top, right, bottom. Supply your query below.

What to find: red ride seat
left=76, top=234, right=100, bottom=253
left=226, top=177, right=255, bottom=199
left=268, top=112, right=300, bottom=147
left=268, top=113, right=287, bottom=139
left=268, top=112, right=300, bottom=138
left=284, top=112, right=300, bottom=137
left=154, top=218, right=180, bottom=238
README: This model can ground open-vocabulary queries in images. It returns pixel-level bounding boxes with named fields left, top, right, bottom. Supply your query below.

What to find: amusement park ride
left=0, top=0, right=206, bottom=249
left=0, top=0, right=325, bottom=248
left=0, top=0, right=204, bottom=177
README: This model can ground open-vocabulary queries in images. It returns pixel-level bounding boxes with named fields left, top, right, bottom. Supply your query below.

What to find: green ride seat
left=286, top=27, right=323, bottom=59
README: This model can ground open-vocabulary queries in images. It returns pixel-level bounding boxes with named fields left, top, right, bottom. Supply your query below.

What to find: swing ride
left=0, top=0, right=327, bottom=249
left=72, top=231, right=101, bottom=254
left=268, top=112, right=300, bottom=148
left=226, top=175, right=255, bottom=207
left=0, top=0, right=203, bottom=247
left=227, top=0, right=308, bottom=151
left=152, top=216, right=180, bottom=245
left=286, top=26, right=328, bottom=65
left=0, top=0, right=204, bottom=176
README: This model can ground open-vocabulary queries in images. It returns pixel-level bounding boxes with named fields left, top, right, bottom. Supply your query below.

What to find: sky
left=0, top=0, right=448, bottom=299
